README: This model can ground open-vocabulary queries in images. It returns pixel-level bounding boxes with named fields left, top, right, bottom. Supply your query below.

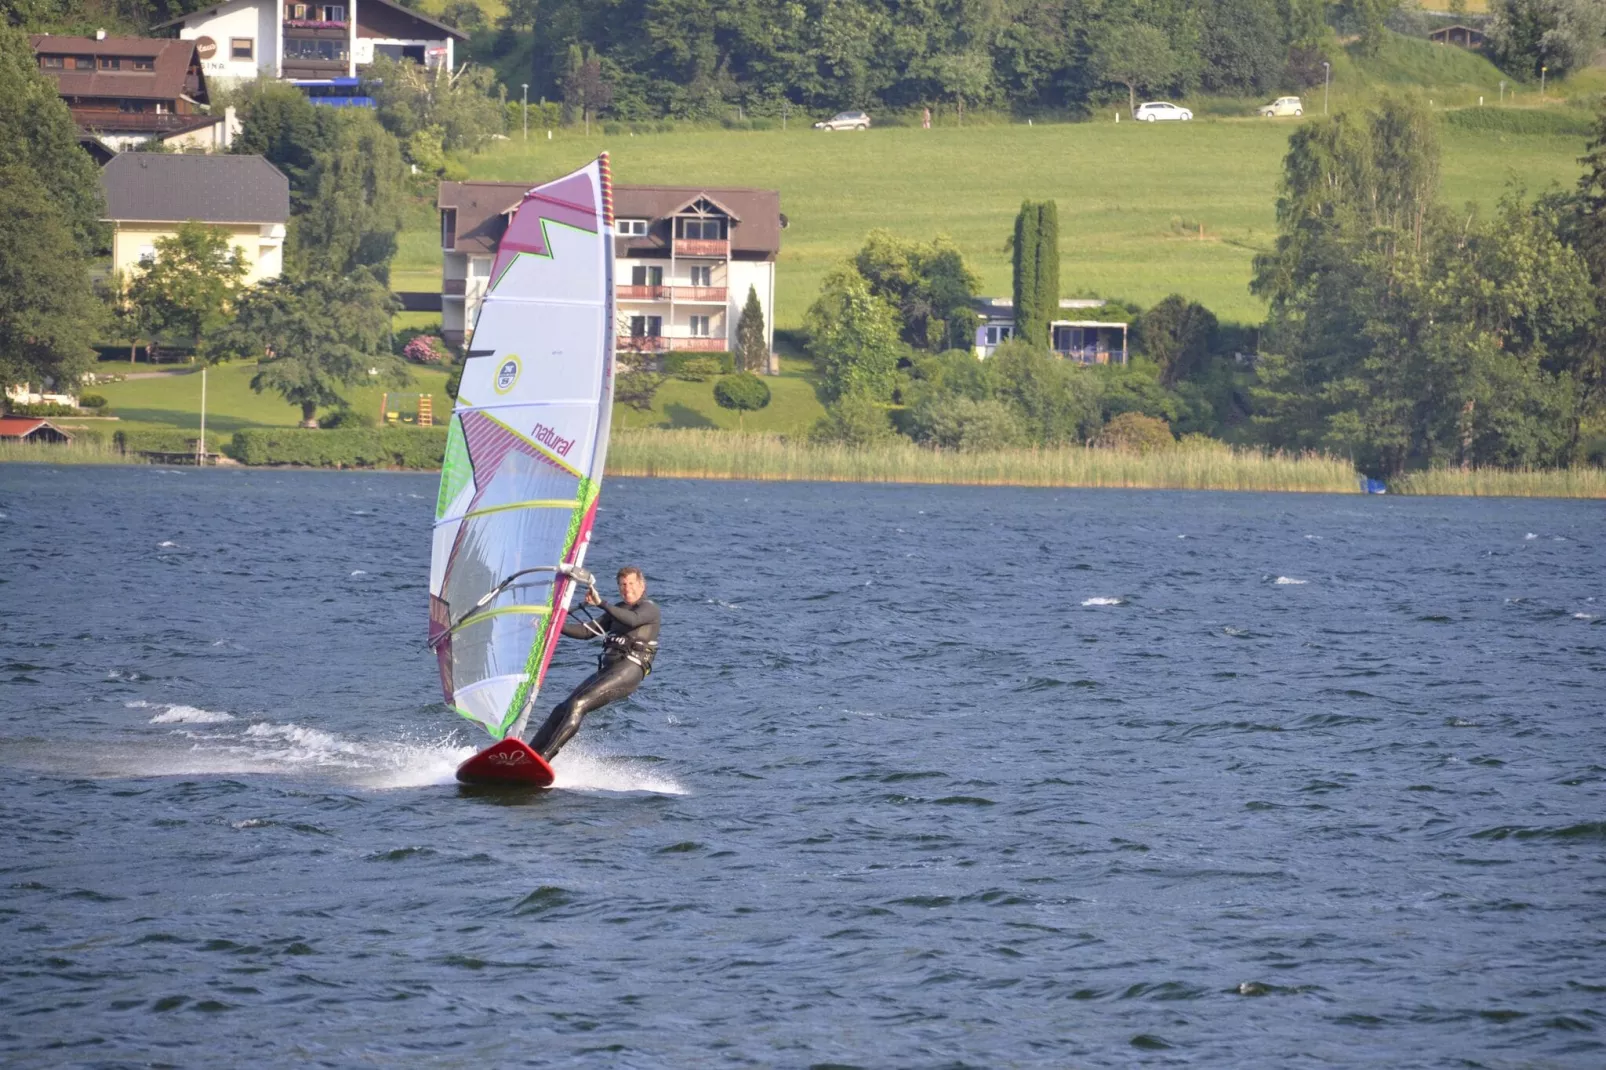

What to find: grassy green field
left=405, top=103, right=1593, bottom=329
left=87, top=361, right=455, bottom=436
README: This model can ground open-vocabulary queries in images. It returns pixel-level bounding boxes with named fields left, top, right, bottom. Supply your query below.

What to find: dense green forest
left=7, top=0, right=1603, bottom=120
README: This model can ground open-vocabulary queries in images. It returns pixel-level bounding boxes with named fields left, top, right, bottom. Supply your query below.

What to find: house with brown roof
left=101, top=153, right=290, bottom=285
left=1428, top=25, right=1485, bottom=50
left=437, top=180, right=782, bottom=367
left=156, top=0, right=466, bottom=87
left=29, top=32, right=234, bottom=151
left=0, top=418, right=73, bottom=445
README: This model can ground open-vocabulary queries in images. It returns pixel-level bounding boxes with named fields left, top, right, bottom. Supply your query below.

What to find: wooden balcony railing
left=618, top=335, right=666, bottom=353
left=668, top=337, right=727, bottom=351
left=674, top=238, right=729, bottom=258
left=672, top=286, right=727, bottom=303
left=617, top=285, right=668, bottom=300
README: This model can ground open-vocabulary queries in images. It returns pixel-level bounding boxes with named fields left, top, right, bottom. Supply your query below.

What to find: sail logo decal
left=533, top=423, right=575, bottom=457
left=494, top=357, right=521, bottom=394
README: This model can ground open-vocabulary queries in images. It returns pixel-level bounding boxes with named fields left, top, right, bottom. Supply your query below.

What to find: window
left=283, top=38, right=347, bottom=62
left=984, top=325, right=1012, bottom=346
left=690, top=265, right=712, bottom=286
left=322, top=4, right=346, bottom=21
left=617, top=218, right=648, bottom=237
left=689, top=315, right=711, bottom=338
left=292, top=3, right=308, bottom=17
left=40, top=55, right=65, bottom=69
left=72, top=55, right=94, bottom=68
left=137, top=245, right=156, bottom=263
left=98, top=56, right=120, bottom=70
left=678, top=217, right=725, bottom=241
left=630, top=265, right=662, bottom=287
left=131, top=56, right=154, bottom=70
left=440, top=209, right=456, bottom=249
left=231, top=38, right=254, bottom=61
left=629, top=315, right=662, bottom=338
left=469, top=258, right=491, bottom=278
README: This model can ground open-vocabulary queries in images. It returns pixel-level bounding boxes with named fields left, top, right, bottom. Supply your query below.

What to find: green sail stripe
left=436, top=415, right=472, bottom=520
left=448, top=604, right=552, bottom=635
left=457, top=498, right=580, bottom=522
left=501, top=475, right=598, bottom=737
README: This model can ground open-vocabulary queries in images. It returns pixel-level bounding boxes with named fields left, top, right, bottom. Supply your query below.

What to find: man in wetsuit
left=527, top=565, right=660, bottom=761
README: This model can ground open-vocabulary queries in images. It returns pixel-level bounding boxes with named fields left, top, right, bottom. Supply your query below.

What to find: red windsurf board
left=456, top=737, right=556, bottom=787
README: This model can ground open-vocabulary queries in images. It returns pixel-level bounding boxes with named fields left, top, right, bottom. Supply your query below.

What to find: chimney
left=96, top=28, right=106, bottom=40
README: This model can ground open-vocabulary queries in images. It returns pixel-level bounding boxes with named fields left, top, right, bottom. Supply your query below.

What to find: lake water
left=1, top=467, right=1603, bottom=1067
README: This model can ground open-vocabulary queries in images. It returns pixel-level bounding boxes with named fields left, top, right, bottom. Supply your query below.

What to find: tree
left=929, top=49, right=991, bottom=125
left=363, top=55, right=504, bottom=156
left=439, top=0, right=485, bottom=31
left=562, top=44, right=613, bottom=133
left=1095, top=411, right=1176, bottom=452
left=291, top=110, right=408, bottom=279
left=1136, top=295, right=1218, bottom=385
left=1486, top=0, right=1606, bottom=80
left=1200, top=0, right=1287, bottom=94
left=735, top=284, right=768, bottom=373
left=0, top=25, right=105, bottom=390
left=810, top=394, right=896, bottom=446
left=908, top=395, right=1027, bottom=451
left=233, top=80, right=337, bottom=215
left=1011, top=201, right=1058, bottom=349
left=0, top=165, right=101, bottom=392
left=126, top=222, right=248, bottom=356
left=713, top=371, right=771, bottom=428
left=1091, top=22, right=1178, bottom=118
left=853, top=230, right=980, bottom=351
left=210, top=271, right=407, bottom=426
left=804, top=265, right=905, bottom=401
left=988, top=340, right=1102, bottom=444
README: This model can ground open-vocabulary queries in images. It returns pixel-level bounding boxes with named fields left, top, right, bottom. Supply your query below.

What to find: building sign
left=194, top=35, right=217, bottom=60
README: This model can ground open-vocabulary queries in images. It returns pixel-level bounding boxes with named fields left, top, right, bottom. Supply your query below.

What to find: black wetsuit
left=527, top=597, right=660, bottom=760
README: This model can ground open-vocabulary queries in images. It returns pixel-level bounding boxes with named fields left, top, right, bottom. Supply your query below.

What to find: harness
left=572, top=603, right=657, bottom=675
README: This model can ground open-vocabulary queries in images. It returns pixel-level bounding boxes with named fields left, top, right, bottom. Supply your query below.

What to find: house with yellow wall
left=101, top=152, right=289, bottom=285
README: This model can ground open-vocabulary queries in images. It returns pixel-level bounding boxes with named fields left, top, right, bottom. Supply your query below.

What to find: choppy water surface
left=2, top=468, right=1603, bottom=1067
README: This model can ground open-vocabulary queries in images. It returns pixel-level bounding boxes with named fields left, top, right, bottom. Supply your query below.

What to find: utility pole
left=521, top=83, right=529, bottom=141
left=1322, top=61, right=1330, bottom=115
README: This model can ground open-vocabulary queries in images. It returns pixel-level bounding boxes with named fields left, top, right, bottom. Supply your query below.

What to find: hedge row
left=8, top=402, right=83, bottom=417
left=663, top=350, right=735, bottom=376
left=115, top=428, right=229, bottom=453
left=1442, top=107, right=1596, bottom=138
left=228, top=427, right=447, bottom=468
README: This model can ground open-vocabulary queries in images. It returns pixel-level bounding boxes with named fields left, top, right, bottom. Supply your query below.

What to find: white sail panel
left=428, top=156, right=616, bottom=740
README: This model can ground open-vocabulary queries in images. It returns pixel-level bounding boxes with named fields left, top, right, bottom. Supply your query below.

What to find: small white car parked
left=1134, top=101, right=1192, bottom=122
left=814, top=110, right=871, bottom=131
left=1258, top=96, right=1304, bottom=117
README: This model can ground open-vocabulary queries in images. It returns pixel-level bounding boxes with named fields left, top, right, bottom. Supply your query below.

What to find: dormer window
left=677, top=217, right=726, bottom=240
left=98, top=56, right=120, bottom=70
left=39, top=55, right=65, bottom=68
left=131, top=56, right=154, bottom=70
left=617, top=218, right=648, bottom=237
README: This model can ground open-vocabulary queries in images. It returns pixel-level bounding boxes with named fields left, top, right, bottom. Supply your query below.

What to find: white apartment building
left=156, top=0, right=463, bottom=84
left=438, top=180, right=782, bottom=369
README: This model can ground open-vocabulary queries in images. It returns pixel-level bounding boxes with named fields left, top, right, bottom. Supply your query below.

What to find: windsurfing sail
left=428, top=155, right=616, bottom=741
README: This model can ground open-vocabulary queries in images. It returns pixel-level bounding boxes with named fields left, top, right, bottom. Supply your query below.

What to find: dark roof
left=360, top=0, right=468, bottom=40
left=437, top=180, right=782, bottom=258
left=29, top=34, right=201, bottom=103
left=101, top=153, right=289, bottom=224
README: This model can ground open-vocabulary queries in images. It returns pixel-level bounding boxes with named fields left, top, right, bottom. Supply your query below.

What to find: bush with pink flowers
left=403, top=335, right=448, bottom=364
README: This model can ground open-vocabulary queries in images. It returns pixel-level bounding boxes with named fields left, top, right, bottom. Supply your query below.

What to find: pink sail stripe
left=491, top=172, right=600, bottom=279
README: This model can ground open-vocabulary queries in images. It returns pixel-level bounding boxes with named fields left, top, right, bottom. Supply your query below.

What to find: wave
left=1081, top=597, right=1123, bottom=606
left=1273, top=576, right=1308, bottom=585
left=147, top=704, right=235, bottom=725
left=551, top=742, right=687, bottom=795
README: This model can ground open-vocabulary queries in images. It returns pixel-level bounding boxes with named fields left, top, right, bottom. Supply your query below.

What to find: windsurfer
left=527, top=566, right=660, bottom=760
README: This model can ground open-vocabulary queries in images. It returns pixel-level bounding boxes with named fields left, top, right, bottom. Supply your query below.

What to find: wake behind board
left=456, top=738, right=555, bottom=787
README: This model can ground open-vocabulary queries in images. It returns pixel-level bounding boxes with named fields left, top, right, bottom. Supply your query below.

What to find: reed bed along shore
left=606, top=429, right=1361, bottom=493
left=0, top=441, right=144, bottom=465
left=1393, top=466, right=1606, bottom=499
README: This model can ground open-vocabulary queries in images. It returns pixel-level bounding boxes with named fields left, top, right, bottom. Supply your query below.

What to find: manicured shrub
left=7, top=402, right=82, bottom=417
left=227, top=427, right=447, bottom=468
left=115, top=428, right=229, bottom=453
left=78, top=394, right=108, bottom=409
left=1095, top=411, right=1175, bottom=453
left=713, top=372, right=771, bottom=427
left=663, top=351, right=734, bottom=378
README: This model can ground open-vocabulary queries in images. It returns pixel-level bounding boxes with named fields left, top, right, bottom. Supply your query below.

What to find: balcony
left=616, top=335, right=729, bottom=354
left=618, top=335, right=665, bottom=353
left=674, top=238, right=729, bottom=258
left=617, top=284, right=668, bottom=301
left=284, top=19, right=348, bottom=28
left=443, top=278, right=466, bottom=296
left=668, top=337, right=727, bottom=352
left=73, top=110, right=212, bottom=133
left=672, top=286, right=727, bottom=303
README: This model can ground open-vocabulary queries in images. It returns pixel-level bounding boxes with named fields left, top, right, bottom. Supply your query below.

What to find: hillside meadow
left=395, top=109, right=1594, bottom=329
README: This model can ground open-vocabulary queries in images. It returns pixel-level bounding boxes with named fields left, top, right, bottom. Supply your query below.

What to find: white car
left=1258, top=96, right=1303, bottom=117
left=814, top=110, right=871, bottom=131
left=1134, top=101, right=1192, bottom=122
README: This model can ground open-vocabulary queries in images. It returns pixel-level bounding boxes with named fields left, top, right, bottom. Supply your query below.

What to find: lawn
left=90, top=361, right=455, bottom=436
left=615, top=357, right=826, bottom=432
left=406, top=106, right=1592, bottom=329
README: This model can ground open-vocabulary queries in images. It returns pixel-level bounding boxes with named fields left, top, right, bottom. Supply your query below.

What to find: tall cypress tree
left=1036, top=200, right=1060, bottom=347
left=736, top=284, right=767, bottom=373
left=1012, top=201, right=1041, bottom=348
